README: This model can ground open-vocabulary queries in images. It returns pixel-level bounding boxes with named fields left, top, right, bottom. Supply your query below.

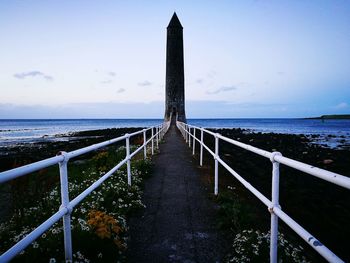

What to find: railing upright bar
left=126, top=135, right=132, bottom=185
left=176, top=121, right=348, bottom=262
left=58, top=152, right=73, bottom=262
left=186, top=125, right=188, bottom=143
left=214, top=134, right=219, bottom=195
left=143, top=130, right=147, bottom=159
left=0, top=123, right=169, bottom=262
left=270, top=152, right=282, bottom=263
left=192, top=128, right=196, bottom=155
left=188, top=127, right=191, bottom=147
left=156, top=127, right=159, bottom=149
left=0, top=208, right=68, bottom=262
left=151, top=128, right=154, bottom=155
left=200, top=128, right=204, bottom=166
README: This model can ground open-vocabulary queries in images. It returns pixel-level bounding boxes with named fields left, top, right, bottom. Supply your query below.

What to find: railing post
left=214, top=134, right=219, bottom=195
left=185, top=125, right=188, bottom=143
left=156, top=127, right=159, bottom=149
left=58, top=151, right=73, bottom=262
left=143, top=129, right=147, bottom=160
left=200, top=128, right=204, bottom=166
left=151, top=127, right=154, bottom=155
left=187, top=125, right=189, bottom=142
left=269, top=152, right=282, bottom=263
left=126, top=134, right=132, bottom=186
left=188, top=127, right=191, bottom=147
left=192, top=128, right=196, bottom=155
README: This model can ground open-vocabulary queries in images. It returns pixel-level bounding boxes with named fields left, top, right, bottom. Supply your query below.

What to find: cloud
left=0, top=102, right=163, bottom=119
left=0, top=101, right=331, bottom=119
left=43, top=75, right=53, bottom=81
left=14, top=71, right=54, bottom=81
left=334, top=102, right=348, bottom=109
left=206, top=85, right=237, bottom=95
left=206, top=70, right=216, bottom=79
left=99, top=71, right=116, bottom=84
left=196, top=78, right=204, bottom=84
left=138, top=81, right=152, bottom=86
left=117, top=88, right=125, bottom=93
left=101, top=80, right=112, bottom=84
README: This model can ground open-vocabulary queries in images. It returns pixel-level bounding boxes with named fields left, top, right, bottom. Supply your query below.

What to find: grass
left=216, top=188, right=313, bottom=262
left=195, top=133, right=322, bottom=262
left=0, top=145, right=154, bottom=262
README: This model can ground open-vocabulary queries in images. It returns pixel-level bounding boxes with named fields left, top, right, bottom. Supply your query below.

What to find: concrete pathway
left=128, top=124, right=228, bottom=262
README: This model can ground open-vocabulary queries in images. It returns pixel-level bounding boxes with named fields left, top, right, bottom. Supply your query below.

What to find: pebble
left=323, top=159, right=334, bottom=165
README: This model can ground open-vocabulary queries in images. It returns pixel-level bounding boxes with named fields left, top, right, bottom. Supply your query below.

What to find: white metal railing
left=176, top=121, right=349, bottom=263
left=0, top=121, right=170, bottom=262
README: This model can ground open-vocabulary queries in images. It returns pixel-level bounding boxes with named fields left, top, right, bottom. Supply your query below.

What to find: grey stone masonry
left=164, top=13, right=186, bottom=123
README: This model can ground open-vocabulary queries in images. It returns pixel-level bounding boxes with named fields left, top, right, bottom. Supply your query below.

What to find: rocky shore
left=1, top=127, right=349, bottom=261
left=200, top=128, right=350, bottom=261
left=0, top=128, right=147, bottom=223
left=0, top=128, right=145, bottom=173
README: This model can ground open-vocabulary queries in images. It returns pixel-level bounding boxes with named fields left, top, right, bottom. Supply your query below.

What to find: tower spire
left=167, top=12, right=183, bottom=28
left=164, top=13, right=186, bottom=123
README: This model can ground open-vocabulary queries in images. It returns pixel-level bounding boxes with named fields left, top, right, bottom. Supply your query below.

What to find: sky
left=0, top=0, right=349, bottom=118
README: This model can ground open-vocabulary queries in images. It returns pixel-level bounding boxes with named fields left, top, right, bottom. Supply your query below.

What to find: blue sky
left=0, top=0, right=349, bottom=118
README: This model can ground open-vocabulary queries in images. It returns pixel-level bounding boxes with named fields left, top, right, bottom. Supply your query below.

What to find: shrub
left=0, top=147, right=153, bottom=262
left=225, top=229, right=309, bottom=263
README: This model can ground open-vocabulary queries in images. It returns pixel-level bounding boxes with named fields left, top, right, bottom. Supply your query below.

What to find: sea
left=0, top=119, right=349, bottom=148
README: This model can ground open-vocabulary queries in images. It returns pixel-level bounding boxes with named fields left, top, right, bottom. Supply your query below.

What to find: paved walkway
left=128, top=123, right=228, bottom=262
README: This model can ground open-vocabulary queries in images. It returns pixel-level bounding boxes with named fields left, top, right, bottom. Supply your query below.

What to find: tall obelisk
left=164, top=12, right=186, bottom=123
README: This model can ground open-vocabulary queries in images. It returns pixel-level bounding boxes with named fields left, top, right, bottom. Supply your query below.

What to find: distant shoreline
left=1, top=118, right=349, bottom=149
left=305, top=114, right=350, bottom=120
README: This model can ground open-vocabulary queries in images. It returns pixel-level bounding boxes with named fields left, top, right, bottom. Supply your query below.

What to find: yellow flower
left=87, top=210, right=124, bottom=242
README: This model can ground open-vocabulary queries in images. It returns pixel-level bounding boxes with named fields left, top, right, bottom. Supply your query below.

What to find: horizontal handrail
left=0, top=121, right=170, bottom=262
left=216, top=133, right=350, bottom=189
left=177, top=121, right=348, bottom=263
left=0, top=155, right=64, bottom=184
left=186, top=123, right=350, bottom=190
left=0, top=127, right=157, bottom=184
left=70, top=158, right=127, bottom=209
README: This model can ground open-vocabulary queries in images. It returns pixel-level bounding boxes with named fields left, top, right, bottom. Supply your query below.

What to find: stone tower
left=164, top=12, right=186, bottom=123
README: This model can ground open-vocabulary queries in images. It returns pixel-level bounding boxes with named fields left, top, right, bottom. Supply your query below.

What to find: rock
left=323, top=159, right=334, bottom=165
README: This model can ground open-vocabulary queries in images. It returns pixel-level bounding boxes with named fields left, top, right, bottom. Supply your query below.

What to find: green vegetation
left=226, top=229, right=309, bottom=263
left=217, top=189, right=311, bottom=263
left=0, top=145, right=153, bottom=262
left=201, top=127, right=350, bottom=262
left=306, top=114, right=350, bottom=119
